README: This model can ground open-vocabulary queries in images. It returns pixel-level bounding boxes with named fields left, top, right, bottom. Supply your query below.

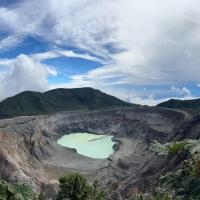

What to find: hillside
left=0, top=87, right=134, bottom=118
left=156, top=98, right=200, bottom=115
left=0, top=106, right=186, bottom=199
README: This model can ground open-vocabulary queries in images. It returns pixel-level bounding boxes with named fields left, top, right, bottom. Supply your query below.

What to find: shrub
left=56, top=172, right=104, bottom=200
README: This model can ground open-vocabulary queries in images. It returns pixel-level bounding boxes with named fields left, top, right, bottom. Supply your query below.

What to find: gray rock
left=0, top=107, right=193, bottom=199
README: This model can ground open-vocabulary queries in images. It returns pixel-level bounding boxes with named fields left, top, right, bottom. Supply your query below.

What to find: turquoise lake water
left=57, top=133, right=115, bottom=159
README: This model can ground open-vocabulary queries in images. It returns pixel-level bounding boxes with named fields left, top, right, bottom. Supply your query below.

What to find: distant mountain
left=0, top=87, right=135, bottom=118
left=156, top=98, right=200, bottom=115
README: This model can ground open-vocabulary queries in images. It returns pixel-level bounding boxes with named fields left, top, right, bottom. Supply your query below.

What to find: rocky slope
left=0, top=106, right=198, bottom=199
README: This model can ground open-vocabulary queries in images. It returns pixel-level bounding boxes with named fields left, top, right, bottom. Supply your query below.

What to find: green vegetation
left=56, top=172, right=104, bottom=200
left=0, top=87, right=135, bottom=118
left=149, top=139, right=200, bottom=157
left=0, top=173, right=103, bottom=200
left=156, top=98, right=200, bottom=115
left=0, top=180, right=36, bottom=200
left=133, top=139, right=200, bottom=200
left=149, top=140, right=185, bottom=161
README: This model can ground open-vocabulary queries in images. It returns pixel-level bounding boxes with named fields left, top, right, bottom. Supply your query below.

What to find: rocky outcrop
left=0, top=107, right=189, bottom=199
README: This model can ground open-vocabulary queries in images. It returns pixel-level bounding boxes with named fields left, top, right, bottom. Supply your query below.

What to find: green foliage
left=86, top=179, right=104, bottom=200
left=156, top=98, right=200, bottom=115
left=133, top=153, right=200, bottom=199
left=182, top=153, right=200, bottom=179
left=159, top=170, right=187, bottom=190
left=149, top=140, right=185, bottom=157
left=13, top=183, right=34, bottom=200
left=150, top=188, right=171, bottom=200
left=0, top=180, right=25, bottom=200
left=133, top=190, right=172, bottom=200
left=0, top=180, right=45, bottom=200
left=0, top=88, right=135, bottom=118
left=168, top=142, right=185, bottom=154
left=149, top=140, right=173, bottom=156
left=56, top=172, right=104, bottom=200
left=149, top=140, right=185, bottom=161
left=133, top=193, right=145, bottom=200
left=175, top=178, right=200, bottom=199
left=35, top=191, right=45, bottom=200
left=184, top=139, right=200, bottom=154
left=150, top=139, right=200, bottom=163
left=136, top=140, right=200, bottom=199
left=159, top=145, right=200, bottom=198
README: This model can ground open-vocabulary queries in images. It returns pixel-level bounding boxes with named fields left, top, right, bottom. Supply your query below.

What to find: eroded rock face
left=0, top=107, right=192, bottom=199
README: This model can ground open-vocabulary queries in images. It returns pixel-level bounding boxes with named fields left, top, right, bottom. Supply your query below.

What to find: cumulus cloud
left=0, top=54, right=57, bottom=100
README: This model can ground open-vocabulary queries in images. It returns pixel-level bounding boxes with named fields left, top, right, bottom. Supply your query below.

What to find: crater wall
left=0, top=107, right=188, bottom=199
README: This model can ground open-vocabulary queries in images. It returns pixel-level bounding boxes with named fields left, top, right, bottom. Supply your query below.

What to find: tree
left=56, top=172, right=104, bottom=200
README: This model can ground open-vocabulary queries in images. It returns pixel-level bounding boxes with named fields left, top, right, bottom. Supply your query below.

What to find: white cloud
left=171, top=86, right=191, bottom=97
left=0, top=58, right=14, bottom=66
left=0, top=33, right=25, bottom=52
left=31, top=50, right=106, bottom=64
left=1, top=0, right=200, bottom=102
left=0, top=54, right=57, bottom=100
left=46, top=66, right=57, bottom=76
left=31, top=52, right=59, bottom=61
left=59, top=50, right=107, bottom=64
left=99, top=87, right=196, bottom=106
left=49, top=80, right=195, bottom=106
left=197, top=83, right=200, bottom=88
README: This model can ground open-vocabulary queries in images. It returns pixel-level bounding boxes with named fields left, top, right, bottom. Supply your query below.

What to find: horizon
left=1, top=87, right=199, bottom=107
left=1, top=1, right=200, bottom=106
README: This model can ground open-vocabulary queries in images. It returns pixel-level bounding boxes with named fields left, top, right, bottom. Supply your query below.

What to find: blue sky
left=0, top=0, right=200, bottom=105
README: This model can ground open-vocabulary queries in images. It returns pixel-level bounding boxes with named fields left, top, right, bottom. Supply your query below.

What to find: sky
left=0, top=0, right=200, bottom=106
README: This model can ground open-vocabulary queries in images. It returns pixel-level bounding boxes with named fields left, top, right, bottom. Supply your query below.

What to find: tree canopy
left=56, top=172, right=104, bottom=200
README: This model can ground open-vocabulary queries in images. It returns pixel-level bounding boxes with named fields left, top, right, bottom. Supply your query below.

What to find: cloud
left=31, top=50, right=106, bottom=64
left=171, top=86, right=191, bottom=97
left=0, top=54, right=57, bottom=100
left=0, top=58, right=14, bottom=66
left=1, top=0, right=200, bottom=103
left=98, top=87, right=196, bottom=106
left=59, top=50, right=107, bottom=64
left=31, top=51, right=59, bottom=61
left=49, top=76, right=195, bottom=106
left=0, top=33, right=25, bottom=52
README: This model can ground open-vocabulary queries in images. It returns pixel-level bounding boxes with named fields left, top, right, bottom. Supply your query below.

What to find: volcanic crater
left=0, top=106, right=195, bottom=199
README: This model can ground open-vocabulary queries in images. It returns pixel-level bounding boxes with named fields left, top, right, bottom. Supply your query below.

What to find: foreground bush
left=0, top=180, right=34, bottom=200
left=133, top=139, right=200, bottom=200
left=56, top=172, right=104, bottom=200
left=0, top=180, right=45, bottom=200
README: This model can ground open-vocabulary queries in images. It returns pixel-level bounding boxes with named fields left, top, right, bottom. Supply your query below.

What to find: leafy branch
left=149, top=140, right=184, bottom=161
